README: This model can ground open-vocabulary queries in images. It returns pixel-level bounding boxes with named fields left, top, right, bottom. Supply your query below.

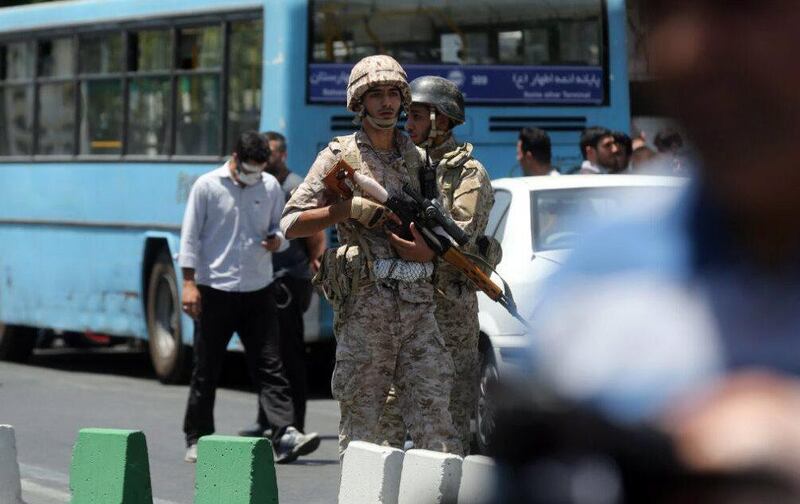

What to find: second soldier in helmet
left=379, top=75, right=495, bottom=453
left=281, top=56, right=462, bottom=457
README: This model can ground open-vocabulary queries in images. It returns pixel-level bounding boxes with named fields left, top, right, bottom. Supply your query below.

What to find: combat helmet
left=346, top=55, right=411, bottom=113
left=410, top=75, right=465, bottom=125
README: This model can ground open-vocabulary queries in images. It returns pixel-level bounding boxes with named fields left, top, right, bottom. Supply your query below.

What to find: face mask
left=236, top=160, right=265, bottom=186
left=238, top=171, right=262, bottom=186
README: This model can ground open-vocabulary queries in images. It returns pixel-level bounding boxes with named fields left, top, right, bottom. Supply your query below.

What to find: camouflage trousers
left=379, top=288, right=479, bottom=453
left=332, top=280, right=462, bottom=458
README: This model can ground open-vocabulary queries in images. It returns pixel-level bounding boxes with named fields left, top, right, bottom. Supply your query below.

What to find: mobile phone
left=266, top=233, right=277, bottom=240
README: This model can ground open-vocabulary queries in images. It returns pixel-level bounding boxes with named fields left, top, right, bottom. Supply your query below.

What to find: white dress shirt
left=178, top=162, right=289, bottom=292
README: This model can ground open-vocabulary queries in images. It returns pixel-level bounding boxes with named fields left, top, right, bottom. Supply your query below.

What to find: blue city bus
left=0, top=0, right=628, bottom=383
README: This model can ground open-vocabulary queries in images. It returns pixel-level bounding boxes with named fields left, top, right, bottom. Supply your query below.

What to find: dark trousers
left=183, top=284, right=294, bottom=446
left=257, top=276, right=313, bottom=431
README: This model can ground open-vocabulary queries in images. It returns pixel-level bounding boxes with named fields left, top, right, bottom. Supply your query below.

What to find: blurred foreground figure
left=492, top=1, right=800, bottom=502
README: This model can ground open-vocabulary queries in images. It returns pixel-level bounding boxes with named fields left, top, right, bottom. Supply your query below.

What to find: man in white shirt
left=517, top=127, right=560, bottom=176
left=578, top=126, right=618, bottom=174
left=179, top=131, right=319, bottom=464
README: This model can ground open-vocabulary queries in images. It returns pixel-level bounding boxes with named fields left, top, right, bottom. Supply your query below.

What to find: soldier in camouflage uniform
left=280, top=57, right=461, bottom=458
left=379, top=76, right=495, bottom=453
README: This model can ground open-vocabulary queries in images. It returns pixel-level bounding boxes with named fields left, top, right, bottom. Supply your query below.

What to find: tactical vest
left=436, top=142, right=503, bottom=277
left=312, top=134, right=426, bottom=311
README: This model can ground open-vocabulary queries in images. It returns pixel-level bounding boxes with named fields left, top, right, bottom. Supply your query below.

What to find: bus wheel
left=147, top=251, right=191, bottom=384
left=0, top=323, right=37, bottom=362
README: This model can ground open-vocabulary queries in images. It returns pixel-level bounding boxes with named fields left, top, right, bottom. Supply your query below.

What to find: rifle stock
left=441, top=247, right=503, bottom=300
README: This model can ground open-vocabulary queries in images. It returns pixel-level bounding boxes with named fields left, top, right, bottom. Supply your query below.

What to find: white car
left=473, top=174, right=686, bottom=452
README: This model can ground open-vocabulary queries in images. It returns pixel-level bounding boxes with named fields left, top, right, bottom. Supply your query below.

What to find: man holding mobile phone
left=179, top=130, right=319, bottom=464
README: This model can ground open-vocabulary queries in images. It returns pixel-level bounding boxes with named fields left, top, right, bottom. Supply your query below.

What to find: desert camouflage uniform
left=379, top=134, right=494, bottom=452
left=281, top=129, right=462, bottom=458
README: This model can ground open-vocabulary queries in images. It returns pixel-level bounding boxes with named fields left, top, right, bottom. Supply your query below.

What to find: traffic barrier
left=457, top=455, right=496, bottom=504
left=397, top=449, right=462, bottom=504
left=69, top=428, right=153, bottom=504
left=0, top=425, right=23, bottom=504
left=339, top=441, right=404, bottom=504
left=194, top=435, right=278, bottom=504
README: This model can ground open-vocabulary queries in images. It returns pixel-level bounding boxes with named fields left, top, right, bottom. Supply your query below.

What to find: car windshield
left=531, top=186, right=679, bottom=252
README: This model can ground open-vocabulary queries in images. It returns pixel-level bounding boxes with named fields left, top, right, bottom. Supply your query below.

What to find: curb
left=0, top=425, right=24, bottom=504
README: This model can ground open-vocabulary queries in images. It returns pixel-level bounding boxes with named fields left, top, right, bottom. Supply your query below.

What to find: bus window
left=37, top=38, right=77, bottom=156
left=39, top=38, right=74, bottom=78
left=37, top=82, right=76, bottom=155
left=226, top=19, right=263, bottom=153
left=80, top=80, right=123, bottom=155
left=130, top=30, right=171, bottom=72
left=311, top=0, right=602, bottom=67
left=0, top=42, right=34, bottom=155
left=309, top=0, right=605, bottom=106
left=79, top=34, right=123, bottom=155
left=176, top=26, right=222, bottom=156
left=4, top=41, right=34, bottom=80
left=176, top=75, right=220, bottom=156
left=79, top=33, right=123, bottom=74
left=178, top=26, right=222, bottom=70
left=128, top=77, right=171, bottom=156
left=128, top=30, right=172, bottom=156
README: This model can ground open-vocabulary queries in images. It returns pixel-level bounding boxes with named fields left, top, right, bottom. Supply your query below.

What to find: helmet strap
left=364, top=111, right=398, bottom=130
left=421, top=108, right=449, bottom=148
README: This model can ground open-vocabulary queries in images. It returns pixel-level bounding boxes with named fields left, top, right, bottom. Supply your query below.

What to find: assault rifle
left=323, top=158, right=528, bottom=327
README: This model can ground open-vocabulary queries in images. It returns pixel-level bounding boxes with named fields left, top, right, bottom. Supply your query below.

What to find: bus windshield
left=309, top=0, right=606, bottom=105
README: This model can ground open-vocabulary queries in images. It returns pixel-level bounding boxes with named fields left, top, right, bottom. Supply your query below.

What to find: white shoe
left=274, top=427, right=320, bottom=464
left=184, top=443, right=198, bottom=463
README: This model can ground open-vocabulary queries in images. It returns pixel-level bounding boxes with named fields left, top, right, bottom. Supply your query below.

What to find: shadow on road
left=25, top=343, right=335, bottom=399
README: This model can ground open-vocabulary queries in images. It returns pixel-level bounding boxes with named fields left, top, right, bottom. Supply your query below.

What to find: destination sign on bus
left=308, top=63, right=604, bottom=105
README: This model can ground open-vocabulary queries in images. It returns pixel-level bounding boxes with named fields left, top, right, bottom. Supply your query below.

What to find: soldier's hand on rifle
left=389, top=222, right=435, bottom=262
left=349, top=196, right=389, bottom=229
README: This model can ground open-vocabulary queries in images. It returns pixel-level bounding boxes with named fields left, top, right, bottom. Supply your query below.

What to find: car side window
left=486, top=189, right=512, bottom=242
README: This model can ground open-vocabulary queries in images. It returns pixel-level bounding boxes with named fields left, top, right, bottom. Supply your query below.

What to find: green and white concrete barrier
left=0, top=425, right=24, bottom=504
left=397, top=449, right=462, bottom=504
left=457, top=455, right=496, bottom=504
left=339, top=441, right=404, bottom=504
left=69, top=428, right=153, bottom=504
left=194, top=435, right=278, bottom=504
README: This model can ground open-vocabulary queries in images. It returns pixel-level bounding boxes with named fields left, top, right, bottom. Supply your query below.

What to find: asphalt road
left=0, top=348, right=341, bottom=504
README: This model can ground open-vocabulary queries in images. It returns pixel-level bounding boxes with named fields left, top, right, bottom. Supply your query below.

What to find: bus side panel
left=0, top=226, right=149, bottom=337
left=262, top=0, right=334, bottom=343
left=0, top=162, right=213, bottom=340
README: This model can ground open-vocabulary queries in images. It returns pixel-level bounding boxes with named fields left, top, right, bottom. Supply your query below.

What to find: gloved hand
left=349, top=196, right=388, bottom=229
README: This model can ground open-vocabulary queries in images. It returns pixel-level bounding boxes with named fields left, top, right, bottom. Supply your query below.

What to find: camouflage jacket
left=426, top=135, right=495, bottom=291
left=281, top=129, right=434, bottom=301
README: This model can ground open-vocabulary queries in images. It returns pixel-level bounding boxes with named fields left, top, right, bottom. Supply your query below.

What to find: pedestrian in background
left=179, top=130, right=319, bottom=464
left=517, top=127, right=558, bottom=176
left=630, top=145, right=658, bottom=172
left=239, top=131, right=326, bottom=440
left=612, top=131, right=633, bottom=173
left=578, top=126, right=618, bottom=174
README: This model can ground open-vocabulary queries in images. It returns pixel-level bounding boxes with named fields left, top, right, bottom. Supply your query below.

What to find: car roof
left=492, top=174, right=688, bottom=192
